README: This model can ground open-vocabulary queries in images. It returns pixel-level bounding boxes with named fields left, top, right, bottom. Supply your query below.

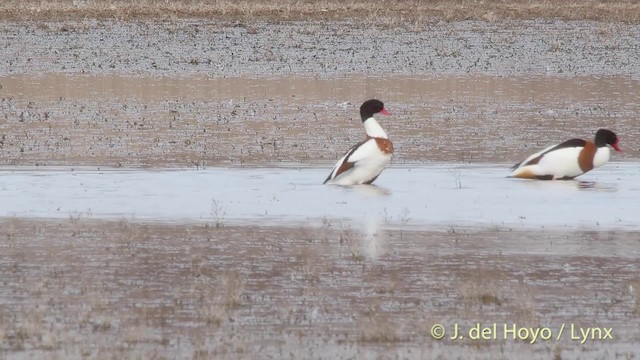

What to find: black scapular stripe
left=512, top=138, right=587, bottom=169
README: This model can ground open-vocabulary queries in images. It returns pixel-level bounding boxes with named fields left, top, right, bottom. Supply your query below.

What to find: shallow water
left=1, top=163, right=638, bottom=230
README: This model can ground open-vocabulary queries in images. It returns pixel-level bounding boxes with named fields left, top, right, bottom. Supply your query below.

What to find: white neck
left=593, top=146, right=611, bottom=168
left=363, top=117, right=388, bottom=138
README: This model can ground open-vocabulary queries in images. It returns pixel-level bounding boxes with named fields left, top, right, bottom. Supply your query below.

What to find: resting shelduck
left=510, top=129, right=621, bottom=180
left=324, top=99, right=393, bottom=185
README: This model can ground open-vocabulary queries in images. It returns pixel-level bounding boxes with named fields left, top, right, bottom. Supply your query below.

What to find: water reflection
left=349, top=184, right=391, bottom=197
left=577, top=181, right=618, bottom=192
left=359, top=217, right=385, bottom=261
left=511, top=177, right=619, bottom=192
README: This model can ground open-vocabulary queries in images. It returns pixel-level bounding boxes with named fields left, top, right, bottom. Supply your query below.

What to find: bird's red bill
left=613, top=142, right=622, bottom=152
left=380, top=109, right=391, bottom=115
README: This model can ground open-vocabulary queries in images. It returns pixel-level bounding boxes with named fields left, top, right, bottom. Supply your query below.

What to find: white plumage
left=324, top=99, right=393, bottom=186
left=325, top=137, right=392, bottom=185
left=510, top=129, right=620, bottom=180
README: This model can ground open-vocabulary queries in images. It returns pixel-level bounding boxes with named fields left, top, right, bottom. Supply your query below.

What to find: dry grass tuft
left=457, top=268, right=505, bottom=310
left=3, top=216, right=19, bottom=240
left=210, top=199, right=226, bottom=228
left=629, top=278, right=640, bottom=315
left=358, top=315, right=403, bottom=343
left=1, top=0, right=640, bottom=22
left=222, top=270, right=245, bottom=308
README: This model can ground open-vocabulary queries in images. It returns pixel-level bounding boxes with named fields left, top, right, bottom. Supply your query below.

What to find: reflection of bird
left=351, top=184, right=390, bottom=197
left=510, top=129, right=621, bottom=180
left=361, top=217, right=384, bottom=261
left=324, top=99, right=393, bottom=185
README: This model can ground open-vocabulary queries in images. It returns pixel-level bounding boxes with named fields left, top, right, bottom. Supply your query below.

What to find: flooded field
left=1, top=17, right=640, bottom=359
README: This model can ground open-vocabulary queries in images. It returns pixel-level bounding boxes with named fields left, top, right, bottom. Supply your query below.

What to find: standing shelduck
left=510, top=129, right=621, bottom=180
left=324, top=99, right=393, bottom=185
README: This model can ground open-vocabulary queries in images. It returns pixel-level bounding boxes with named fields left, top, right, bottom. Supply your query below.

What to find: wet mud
left=1, top=19, right=640, bottom=166
left=0, top=219, right=638, bottom=358
left=0, top=73, right=638, bottom=167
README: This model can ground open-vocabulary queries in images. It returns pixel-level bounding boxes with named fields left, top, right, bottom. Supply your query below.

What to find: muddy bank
left=0, top=218, right=638, bottom=358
